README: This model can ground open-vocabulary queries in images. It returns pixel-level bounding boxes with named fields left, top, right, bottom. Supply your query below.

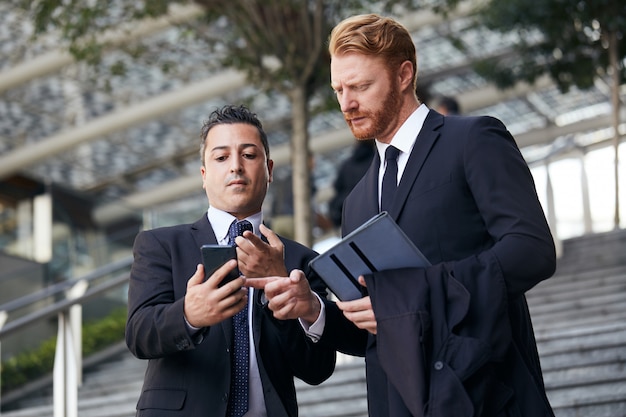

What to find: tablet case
left=309, top=212, right=430, bottom=301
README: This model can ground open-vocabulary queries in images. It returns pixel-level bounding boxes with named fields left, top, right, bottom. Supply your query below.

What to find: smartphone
left=200, top=244, right=239, bottom=286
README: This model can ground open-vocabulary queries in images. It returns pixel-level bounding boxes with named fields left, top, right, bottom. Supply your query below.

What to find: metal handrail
left=0, top=271, right=130, bottom=340
left=0, top=255, right=133, bottom=316
left=0, top=256, right=133, bottom=417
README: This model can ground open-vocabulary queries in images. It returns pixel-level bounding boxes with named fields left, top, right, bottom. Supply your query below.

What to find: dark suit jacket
left=125, top=215, right=336, bottom=417
left=321, top=111, right=556, bottom=417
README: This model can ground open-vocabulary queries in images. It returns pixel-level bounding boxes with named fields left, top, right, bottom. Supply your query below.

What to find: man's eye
left=215, top=155, right=227, bottom=161
left=243, top=153, right=257, bottom=159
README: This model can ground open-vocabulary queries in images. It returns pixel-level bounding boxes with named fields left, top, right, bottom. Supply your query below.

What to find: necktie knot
left=385, top=145, right=400, bottom=161
left=228, top=220, right=253, bottom=246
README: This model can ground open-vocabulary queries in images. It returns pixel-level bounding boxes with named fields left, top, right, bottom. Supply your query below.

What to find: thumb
left=289, top=269, right=306, bottom=283
left=260, top=224, right=283, bottom=248
left=358, top=275, right=367, bottom=287
left=187, top=264, right=205, bottom=289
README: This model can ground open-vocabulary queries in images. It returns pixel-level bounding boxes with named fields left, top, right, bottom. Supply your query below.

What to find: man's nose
left=339, top=91, right=356, bottom=113
left=229, top=155, right=243, bottom=172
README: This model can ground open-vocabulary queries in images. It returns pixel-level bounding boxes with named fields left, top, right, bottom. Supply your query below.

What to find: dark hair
left=437, top=96, right=460, bottom=115
left=200, top=104, right=269, bottom=165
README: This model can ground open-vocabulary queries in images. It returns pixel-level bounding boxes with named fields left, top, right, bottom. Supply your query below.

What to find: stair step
left=540, top=344, right=626, bottom=371
left=543, top=362, right=626, bottom=390
left=531, top=310, right=626, bottom=334
left=536, top=327, right=626, bottom=356
left=547, top=380, right=626, bottom=408
left=528, top=290, right=626, bottom=316
left=550, top=402, right=626, bottom=417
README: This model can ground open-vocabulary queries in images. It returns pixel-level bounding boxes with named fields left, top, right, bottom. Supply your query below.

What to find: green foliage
left=18, top=0, right=184, bottom=77
left=468, top=0, right=626, bottom=92
left=0, top=307, right=127, bottom=394
left=25, top=0, right=176, bottom=40
left=0, top=337, right=57, bottom=392
left=18, top=0, right=429, bottom=86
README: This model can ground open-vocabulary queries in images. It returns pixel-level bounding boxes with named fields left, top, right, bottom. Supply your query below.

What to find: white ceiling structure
left=0, top=1, right=623, bottom=228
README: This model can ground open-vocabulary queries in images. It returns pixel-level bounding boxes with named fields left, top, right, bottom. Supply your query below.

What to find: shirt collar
left=207, top=206, right=263, bottom=244
left=375, top=103, right=430, bottom=158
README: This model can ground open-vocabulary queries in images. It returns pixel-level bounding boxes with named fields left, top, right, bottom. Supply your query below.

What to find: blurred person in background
left=433, top=94, right=461, bottom=115
left=327, top=139, right=375, bottom=229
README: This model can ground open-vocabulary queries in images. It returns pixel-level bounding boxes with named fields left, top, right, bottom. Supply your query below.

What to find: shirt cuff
left=184, top=316, right=205, bottom=344
left=298, top=292, right=326, bottom=343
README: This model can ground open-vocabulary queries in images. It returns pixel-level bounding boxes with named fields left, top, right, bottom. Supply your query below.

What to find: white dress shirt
left=206, top=206, right=326, bottom=416
left=375, top=104, right=430, bottom=211
left=208, top=206, right=266, bottom=417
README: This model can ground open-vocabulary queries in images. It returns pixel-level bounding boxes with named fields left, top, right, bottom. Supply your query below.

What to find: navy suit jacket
left=321, top=110, right=556, bottom=417
left=126, top=215, right=336, bottom=417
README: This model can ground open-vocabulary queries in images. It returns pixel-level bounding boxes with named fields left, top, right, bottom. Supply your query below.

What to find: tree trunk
left=608, top=30, right=621, bottom=229
left=289, top=83, right=313, bottom=246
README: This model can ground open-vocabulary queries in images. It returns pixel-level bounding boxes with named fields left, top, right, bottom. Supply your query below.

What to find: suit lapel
left=191, top=215, right=218, bottom=248
left=389, top=110, right=443, bottom=220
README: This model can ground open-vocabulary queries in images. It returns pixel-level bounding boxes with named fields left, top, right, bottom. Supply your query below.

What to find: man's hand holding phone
left=183, top=252, right=247, bottom=328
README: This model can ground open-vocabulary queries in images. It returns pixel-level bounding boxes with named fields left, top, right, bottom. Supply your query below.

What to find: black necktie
left=227, top=219, right=252, bottom=417
left=381, top=145, right=400, bottom=212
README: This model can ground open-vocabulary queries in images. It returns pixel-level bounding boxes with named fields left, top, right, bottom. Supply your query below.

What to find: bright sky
left=531, top=144, right=626, bottom=240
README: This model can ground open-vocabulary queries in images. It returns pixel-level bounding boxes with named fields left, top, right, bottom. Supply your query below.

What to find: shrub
left=1, top=307, right=127, bottom=394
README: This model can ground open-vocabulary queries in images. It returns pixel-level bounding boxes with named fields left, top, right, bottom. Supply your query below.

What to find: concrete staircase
left=0, top=344, right=145, bottom=417
left=0, top=346, right=367, bottom=417
left=526, top=229, right=626, bottom=417
left=1, top=229, right=625, bottom=417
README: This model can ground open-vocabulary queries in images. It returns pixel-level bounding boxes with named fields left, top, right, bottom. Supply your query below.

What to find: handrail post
left=544, top=160, right=562, bottom=258
left=53, top=280, right=88, bottom=417
left=0, top=310, right=8, bottom=415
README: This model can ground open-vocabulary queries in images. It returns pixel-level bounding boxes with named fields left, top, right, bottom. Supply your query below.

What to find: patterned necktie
left=381, top=145, right=400, bottom=212
left=227, top=219, right=252, bottom=417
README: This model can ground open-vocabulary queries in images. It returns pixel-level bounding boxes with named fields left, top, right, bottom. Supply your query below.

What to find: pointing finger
left=243, top=277, right=280, bottom=289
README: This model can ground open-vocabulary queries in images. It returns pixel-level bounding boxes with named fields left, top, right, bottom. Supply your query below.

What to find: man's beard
left=346, top=84, right=402, bottom=140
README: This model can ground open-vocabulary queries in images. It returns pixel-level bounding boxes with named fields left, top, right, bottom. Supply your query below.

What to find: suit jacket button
left=176, top=339, right=190, bottom=350
left=434, top=361, right=444, bottom=371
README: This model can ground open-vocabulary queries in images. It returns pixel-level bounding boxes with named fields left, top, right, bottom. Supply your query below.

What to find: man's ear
left=200, top=165, right=207, bottom=189
left=398, top=60, right=415, bottom=92
left=267, top=159, right=274, bottom=183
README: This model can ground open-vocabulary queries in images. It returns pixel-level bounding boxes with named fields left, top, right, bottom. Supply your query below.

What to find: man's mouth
left=227, top=177, right=248, bottom=187
left=346, top=113, right=366, bottom=123
left=348, top=116, right=366, bottom=126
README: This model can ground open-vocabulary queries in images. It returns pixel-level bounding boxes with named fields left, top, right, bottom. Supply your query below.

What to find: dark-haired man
left=126, top=104, right=335, bottom=416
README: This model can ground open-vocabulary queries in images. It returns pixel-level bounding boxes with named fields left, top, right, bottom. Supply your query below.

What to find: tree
left=21, top=0, right=330, bottom=245
left=19, top=0, right=440, bottom=245
left=196, top=0, right=338, bottom=246
left=19, top=0, right=385, bottom=246
left=465, top=0, right=626, bottom=229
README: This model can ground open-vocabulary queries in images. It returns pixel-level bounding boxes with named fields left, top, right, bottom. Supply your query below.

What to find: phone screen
left=200, top=244, right=239, bottom=286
